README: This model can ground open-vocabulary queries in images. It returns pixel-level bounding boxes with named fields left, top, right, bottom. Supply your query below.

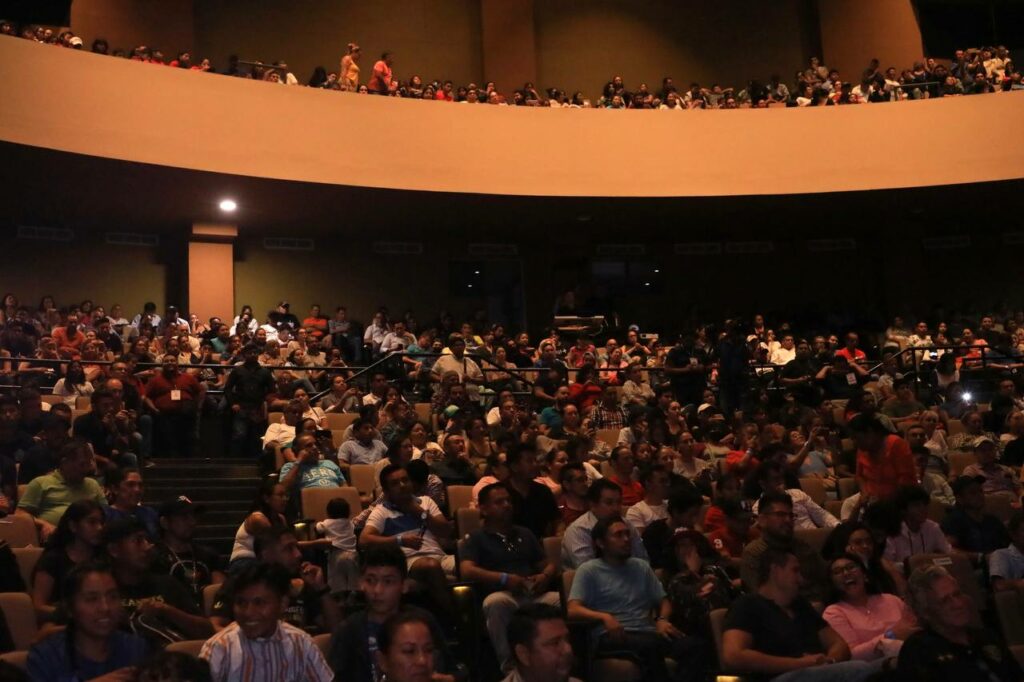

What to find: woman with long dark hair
left=27, top=562, right=149, bottom=680
left=52, top=360, right=94, bottom=406
left=228, top=480, right=290, bottom=574
left=32, top=500, right=105, bottom=620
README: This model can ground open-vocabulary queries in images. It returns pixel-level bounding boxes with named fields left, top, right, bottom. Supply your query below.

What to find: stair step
left=147, top=487, right=255, bottom=503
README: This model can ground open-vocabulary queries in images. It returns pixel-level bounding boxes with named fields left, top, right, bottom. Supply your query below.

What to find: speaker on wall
left=4, top=0, right=73, bottom=26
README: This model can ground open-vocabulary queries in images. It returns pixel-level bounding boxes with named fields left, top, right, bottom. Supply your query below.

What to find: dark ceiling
left=1, top=141, right=1021, bottom=241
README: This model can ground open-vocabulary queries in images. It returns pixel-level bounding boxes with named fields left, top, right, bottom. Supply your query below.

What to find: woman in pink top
left=822, top=554, right=919, bottom=663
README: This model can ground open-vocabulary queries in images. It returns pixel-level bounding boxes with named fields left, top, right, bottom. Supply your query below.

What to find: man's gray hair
left=906, top=564, right=952, bottom=621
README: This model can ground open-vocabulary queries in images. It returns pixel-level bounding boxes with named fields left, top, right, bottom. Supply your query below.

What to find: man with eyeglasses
left=460, top=483, right=560, bottom=673
left=741, top=491, right=828, bottom=601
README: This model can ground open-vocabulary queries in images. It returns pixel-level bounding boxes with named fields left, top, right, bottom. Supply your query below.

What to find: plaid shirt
left=590, top=403, right=626, bottom=430
left=200, top=621, right=332, bottom=682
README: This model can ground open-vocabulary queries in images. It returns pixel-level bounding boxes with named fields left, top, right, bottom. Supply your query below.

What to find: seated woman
left=665, top=529, right=737, bottom=641
left=27, top=562, right=149, bottom=680
left=32, top=500, right=105, bottom=621
left=228, top=480, right=291, bottom=575
left=52, top=360, right=94, bottom=407
left=535, top=448, right=569, bottom=495
left=822, top=553, right=918, bottom=663
left=826, top=520, right=906, bottom=597
left=292, top=386, right=327, bottom=429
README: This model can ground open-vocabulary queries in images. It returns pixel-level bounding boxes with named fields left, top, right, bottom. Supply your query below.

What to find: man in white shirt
left=431, top=334, right=483, bottom=388
left=751, top=461, right=838, bottom=531
left=262, top=400, right=302, bottom=450
left=769, top=334, right=796, bottom=366
left=625, top=465, right=670, bottom=532
left=989, top=512, right=1024, bottom=592
left=379, top=320, right=416, bottom=355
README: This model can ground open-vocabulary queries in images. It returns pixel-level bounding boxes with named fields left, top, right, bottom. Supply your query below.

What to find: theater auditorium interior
left=0, top=0, right=1023, bottom=680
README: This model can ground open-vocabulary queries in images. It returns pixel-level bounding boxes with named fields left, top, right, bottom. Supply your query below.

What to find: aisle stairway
left=144, top=458, right=260, bottom=557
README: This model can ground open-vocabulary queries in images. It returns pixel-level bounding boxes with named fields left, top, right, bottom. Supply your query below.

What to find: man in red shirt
left=850, top=413, right=915, bottom=504
left=144, top=354, right=204, bottom=458
left=608, top=446, right=645, bottom=507
left=834, top=332, right=866, bottom=364
left=51, top=313, right=86, bottom=357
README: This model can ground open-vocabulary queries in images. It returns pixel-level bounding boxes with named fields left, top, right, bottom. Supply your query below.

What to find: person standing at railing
left=368, top=51, right=395, bottom=95
left=340, top=42, right=361, bottom=91
left=224, top=344, right=276, bottom=459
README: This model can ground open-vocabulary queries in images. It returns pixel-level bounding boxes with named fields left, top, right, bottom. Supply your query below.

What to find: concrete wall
left=818, top=0, right=925, bottom=80
left=3, top=37, right=1021, bottom=200
left=535, top=0, right=816, bottom=97
left=70, top=0, right=195, bottom=56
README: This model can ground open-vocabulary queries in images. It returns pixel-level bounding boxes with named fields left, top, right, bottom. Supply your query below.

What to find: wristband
left=396, top=534, right=403, bottom=546
left=884, top=628, right=895, bottom=640
left=499, top=572, right=509, bottom=587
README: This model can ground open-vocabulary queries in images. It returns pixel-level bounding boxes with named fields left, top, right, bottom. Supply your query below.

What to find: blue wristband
left=499, top=572, right=509, bottom=587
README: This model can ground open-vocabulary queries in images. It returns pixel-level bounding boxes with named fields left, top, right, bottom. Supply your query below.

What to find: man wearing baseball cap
left=152, top=496, right=226, bottom=603
left=941, top=474, right=1011, bottom=563
left=960, top=436, right=1021, bottom=496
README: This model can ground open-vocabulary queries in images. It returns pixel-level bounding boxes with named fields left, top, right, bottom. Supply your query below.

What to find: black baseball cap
left=951, top=474, right=985, bottom=496
left=158, top=495, right=206, bottom=517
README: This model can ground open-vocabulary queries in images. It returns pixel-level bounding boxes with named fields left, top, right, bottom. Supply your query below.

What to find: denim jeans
left=772, top=660, right=876, bottom=682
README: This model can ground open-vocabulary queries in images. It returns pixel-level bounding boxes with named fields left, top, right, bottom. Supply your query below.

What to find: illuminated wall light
left=219, top=198, right=238, bottom=212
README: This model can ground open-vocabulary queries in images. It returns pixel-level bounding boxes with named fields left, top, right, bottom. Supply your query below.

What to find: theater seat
left=993, top=588, right=1024, bottom=655
left=798, top=478, right=827, bottom=506
left=348, top=464, right=377, bottom=500
left=794, top=527, right=831, bottom=555
left=983, top=493, right=1014, bottom=524
left=302, top=486, right=361, bottom=522
left=543, top=536, right=562, bottom=569
left=456, top=508, right=481, bottom=537
left=596, top=429, right=620, bottom=450
left=948, top=451, right=976, bottom=477
left=12, top=547, right=42, bottom=589
left=447, top=485, right=474, bottom=513
left=0, top=593, right=37, bottom=651
left=0, top=516, right=39, bottom=548
left=837, top=478, right=858, bottom=500
left=325, top=412, right=357, bottom=431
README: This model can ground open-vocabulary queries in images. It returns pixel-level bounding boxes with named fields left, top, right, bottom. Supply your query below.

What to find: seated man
left=200, top=562, right=333, bottom=681
left=960, top=436, right=1021, bottom=497
left=17, top=438, right=107, bottom=542
left=504, top=443, right=559, bottom=540
left=504, top=603, right=579, bottom=682
left=880, top=379, right=927, bottom=425
left=751, top=461, right=839, bottom=531
left=72, top=388, right=138, bottom=471
left=898, top=564, right=1023, bottom=681
left=104, top=467, right=160, bottom=538
left=19, top=411, right=67, bottom=483
left=327, top=545, right=461, bottom=682
left=152, top=496, right=226, bottom=604
left=461, top=483, right=560, bottom=672
left=741, top=491, right=828, bottom=602
left=707, top=498, right=759, bottom=560
left=279, top=432, right=345, bottom=491
left=430, top=432, right=478, bottom=487
left=568, top=517, right=709, bottom=682
left=213, top=526, right=341, bottom=634
left=883, top=485, right=952, bottom=564
left=104, top=518, right=213, bottom=647
left=337, top=417, right=388, bottom=469
left=941, top=475, right=1010, bottom=562
left=642, top=488, right=704, bottom=571
left=262, top=399, right=302, bottom=455
left=723, top=548, right=872, bottom=681
left=561, top=479, right=648, bottom=569
left=988, top=512, right=1024, bottom=592
left=625, top=464, right=670, bottom=532
left=359, top=464, right=457, bottom=617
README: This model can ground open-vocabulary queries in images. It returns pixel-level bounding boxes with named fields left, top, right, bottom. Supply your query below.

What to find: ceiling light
left=219, top=199, right=237, bottom=212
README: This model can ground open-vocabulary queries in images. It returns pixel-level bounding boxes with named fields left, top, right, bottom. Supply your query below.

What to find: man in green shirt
left=16, top=438, right=106, bottom=541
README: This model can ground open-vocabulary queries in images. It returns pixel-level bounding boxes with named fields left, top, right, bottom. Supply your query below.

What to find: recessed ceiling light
left=219, top=199, right=237, bottom=212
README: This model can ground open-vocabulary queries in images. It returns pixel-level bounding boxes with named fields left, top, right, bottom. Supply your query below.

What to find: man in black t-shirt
left=665, top=337, right=708, bottom=408
left=504, top=444, right=559, bottom=539
left=104, top=518, right=213, bottom=647
left=152, top=497, right=226, bottom=604
left=723, top=548, right=872, bottom=681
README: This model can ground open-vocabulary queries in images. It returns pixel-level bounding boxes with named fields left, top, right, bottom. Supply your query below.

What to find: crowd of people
left=3, top=20, right=1022, bottom=107
left=0, top=290, right=1022, bottom=681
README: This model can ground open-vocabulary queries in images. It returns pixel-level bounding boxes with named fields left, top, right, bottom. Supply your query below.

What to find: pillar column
left=188, top=223, right=236, bottom=324
left=480, top=0, right=537, bottom=93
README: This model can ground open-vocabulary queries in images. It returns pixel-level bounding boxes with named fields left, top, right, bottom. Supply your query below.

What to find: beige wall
left=0, top=233, right=166, bottom=315
left=535, top=0, right=813, bottom=97
left=818, top=0, right=924, bottom=80
left=193, top=0, right=482, bottom=87
left=480, top=0, right=537, bottom=91
left=3, top=37, right=1022, bottom=199
left=188, top=241, right=234, bottom=323
left=70, top=0, right=195, bottom=56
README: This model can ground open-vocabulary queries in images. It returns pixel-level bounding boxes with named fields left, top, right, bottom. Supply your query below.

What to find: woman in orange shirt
left=850, top=414, right=916, bottom=505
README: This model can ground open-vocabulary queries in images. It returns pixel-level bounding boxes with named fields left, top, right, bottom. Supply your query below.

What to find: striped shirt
left=200, top=621, right=332, bottom=682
